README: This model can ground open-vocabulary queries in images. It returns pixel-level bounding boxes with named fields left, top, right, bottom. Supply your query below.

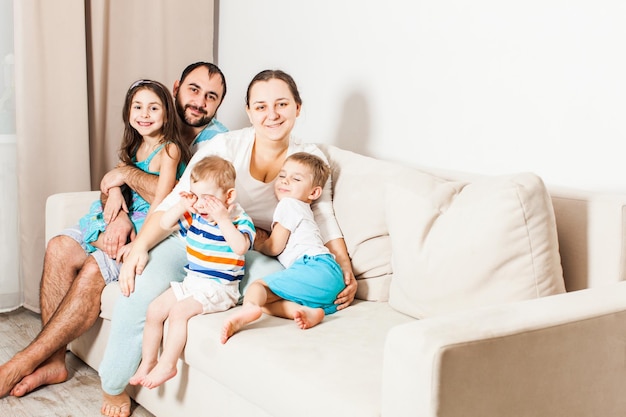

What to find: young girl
left=79, top=79, right=191, bottom=254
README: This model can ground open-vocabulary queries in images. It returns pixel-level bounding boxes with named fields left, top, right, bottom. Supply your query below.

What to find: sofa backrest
left=321, top=145, right=568, bottom=318
left=549, top=189, right=626, bottom=291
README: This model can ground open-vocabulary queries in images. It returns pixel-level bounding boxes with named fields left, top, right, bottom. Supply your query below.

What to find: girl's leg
left=129, top=288, right=177, bottom=385
left=220, top=280, right=277, bottom=343
left=141, top=297, right=203, bottom=389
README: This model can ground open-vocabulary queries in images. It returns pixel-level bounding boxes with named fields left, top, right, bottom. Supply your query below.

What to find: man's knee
left=75, top=257, right=107, bottom=293
left=45, top=235, right=86, bottom=266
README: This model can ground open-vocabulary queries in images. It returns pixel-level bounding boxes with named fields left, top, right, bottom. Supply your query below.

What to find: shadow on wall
left=334, top=91, right=371, bottom=156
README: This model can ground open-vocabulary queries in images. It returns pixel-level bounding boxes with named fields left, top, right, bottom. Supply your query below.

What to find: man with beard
left=0, top=62, right=228, bottom=406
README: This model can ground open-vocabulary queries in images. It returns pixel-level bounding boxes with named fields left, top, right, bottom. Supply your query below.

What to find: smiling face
left=246, top=78, right=301, bottom=143
left=274, top=159, right=321, bottom=203
left=129, top=88, right=165, bottom=139
left=174, top=66, right=225, bottom=129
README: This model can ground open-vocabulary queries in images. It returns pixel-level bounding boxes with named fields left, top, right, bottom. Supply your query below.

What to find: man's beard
left=175, top=95, right=213, bottom=128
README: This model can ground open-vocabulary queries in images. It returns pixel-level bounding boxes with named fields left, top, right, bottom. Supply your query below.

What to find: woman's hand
left=335, top=269, right=357, bottom=310
left=325, top=237, right=357, bottom=310
left=118, top=245, right=149, bottom=297
left=252, top=228, right=270, bottom=251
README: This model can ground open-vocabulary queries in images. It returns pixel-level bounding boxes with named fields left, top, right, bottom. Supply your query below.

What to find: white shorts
left=170, top=273, right=240, bottom=314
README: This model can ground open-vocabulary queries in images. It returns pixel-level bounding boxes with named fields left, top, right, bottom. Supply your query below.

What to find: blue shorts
left=59, top=224, right=121, bottom=285
left=264, top=253, right=345, bottom=315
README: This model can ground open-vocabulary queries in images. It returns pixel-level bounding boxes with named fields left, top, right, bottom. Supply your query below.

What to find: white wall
left=218, top=1, right=626, bottom=192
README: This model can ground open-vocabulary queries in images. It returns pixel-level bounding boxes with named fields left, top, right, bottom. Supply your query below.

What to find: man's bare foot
left=220, top=305, right=262, bottom=344
left=3, top=357, right=68, bottom=397
left=293, top=308, right=325, bottom=330
left=0, top=359, right=26, bottom=398
left=129, top=360, right=156, bottom=386
left=140, top=362, right=177, bottom=389
left=101, top=391, right=131, bottom=417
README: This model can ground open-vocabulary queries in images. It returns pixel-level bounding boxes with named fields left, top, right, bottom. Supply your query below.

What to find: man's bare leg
left=0, top=236, right=105, bottom=397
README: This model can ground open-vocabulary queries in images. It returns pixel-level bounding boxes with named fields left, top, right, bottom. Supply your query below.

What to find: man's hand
left=94, top=215, right=134, bottom=259
left=100, top=166, right=128, bottom=195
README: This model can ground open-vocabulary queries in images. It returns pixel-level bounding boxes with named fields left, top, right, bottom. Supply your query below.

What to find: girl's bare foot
left=101, top=391, right=131, bottom=417
left=129, top=360, right=156, bottom=386
left=293, top=307, right=325, bottom=329
left=220, top=305, right=262, bottom=344
left=141, top=362, right=177, bottom=389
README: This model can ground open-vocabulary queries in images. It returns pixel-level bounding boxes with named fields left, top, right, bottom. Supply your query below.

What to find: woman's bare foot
left=220, top=305, right=262, bottom=344
left=101, top=391, right=131, bottom=417
left=293, top=307, right=325, bottom=329
left=140, top=362, right=177, bottom=389
left=8, top=357, right=68, bottom=397
left=129, top=360, right=156, bottom=386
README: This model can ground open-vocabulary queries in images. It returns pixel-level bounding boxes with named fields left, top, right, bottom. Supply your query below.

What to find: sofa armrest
left=382, top=282, right=626, bottom=417
left=45, top=191, right=101, bottom=243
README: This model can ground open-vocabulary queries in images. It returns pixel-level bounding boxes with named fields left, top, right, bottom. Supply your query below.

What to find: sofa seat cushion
left=181, top=300, right=413, bottom=417
left=386, top=170, right=566, bottom=319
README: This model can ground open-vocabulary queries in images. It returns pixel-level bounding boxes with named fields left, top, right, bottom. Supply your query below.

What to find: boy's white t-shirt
left=272, top=197, right=330, bottom=268
left=157, top=127, right=342, bottom=243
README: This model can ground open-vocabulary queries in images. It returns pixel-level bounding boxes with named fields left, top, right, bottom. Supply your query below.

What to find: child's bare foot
left=293, top=307, right=325, bottom=329
left=221, top=305, right=262, bottom=344
left=101, top=391, right=131, bottom=417
left=140, top=362, right=177, bottom=389
left=129, top=360, right=156, bottom=386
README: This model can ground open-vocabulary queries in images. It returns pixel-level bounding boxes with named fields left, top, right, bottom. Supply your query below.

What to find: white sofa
left=46, top=145, right=626, bottom=417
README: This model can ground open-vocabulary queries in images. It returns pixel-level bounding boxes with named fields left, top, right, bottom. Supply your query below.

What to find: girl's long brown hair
left=118, top=79, right=191, bottom=168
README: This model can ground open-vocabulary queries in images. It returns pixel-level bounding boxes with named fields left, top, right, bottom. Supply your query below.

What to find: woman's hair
left=245, top=69, right=302, bottom=108
left=179, top=62, right=227, bottom=105
left=190, top=155, right=237, bottom=191
left=119, top=79, right=191, bottom=169
left=285, top=152, right=330, bottom=188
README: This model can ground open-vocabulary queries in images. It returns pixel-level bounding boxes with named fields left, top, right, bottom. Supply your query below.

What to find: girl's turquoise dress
left=78, top=143, right=185, bottom=252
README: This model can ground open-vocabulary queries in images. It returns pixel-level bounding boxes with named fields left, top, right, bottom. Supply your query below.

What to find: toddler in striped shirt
left=130, top=155, right=255, bottom=389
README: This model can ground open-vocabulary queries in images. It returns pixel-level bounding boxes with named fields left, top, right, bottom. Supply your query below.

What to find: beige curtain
left=15, top=0, right=215, bottom=312
left=15, top=0, right=91, bottom=311
left=87, top=0, right=215, bottom=187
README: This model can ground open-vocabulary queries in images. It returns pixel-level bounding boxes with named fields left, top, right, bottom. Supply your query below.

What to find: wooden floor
left=0, top=307, right=154, bottom=417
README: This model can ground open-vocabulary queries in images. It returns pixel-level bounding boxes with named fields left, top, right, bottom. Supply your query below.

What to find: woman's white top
left=157, top=127, right=343, bottom=243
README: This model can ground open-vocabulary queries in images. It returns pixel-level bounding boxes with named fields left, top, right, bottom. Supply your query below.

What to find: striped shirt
left=178, top=203, right=255, bottom=281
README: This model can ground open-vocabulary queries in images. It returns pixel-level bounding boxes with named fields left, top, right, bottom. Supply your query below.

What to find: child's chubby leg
left=220, top=280, right=275, bottom=344
left=264, top=300, right=325, bottom=330
left=141, top=296, right=203, bottom=389
left=129, top=288, right=177, bottom=386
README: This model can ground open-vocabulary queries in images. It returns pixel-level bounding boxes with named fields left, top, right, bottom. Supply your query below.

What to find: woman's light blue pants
left=98, top=234, right=283, bottom=395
